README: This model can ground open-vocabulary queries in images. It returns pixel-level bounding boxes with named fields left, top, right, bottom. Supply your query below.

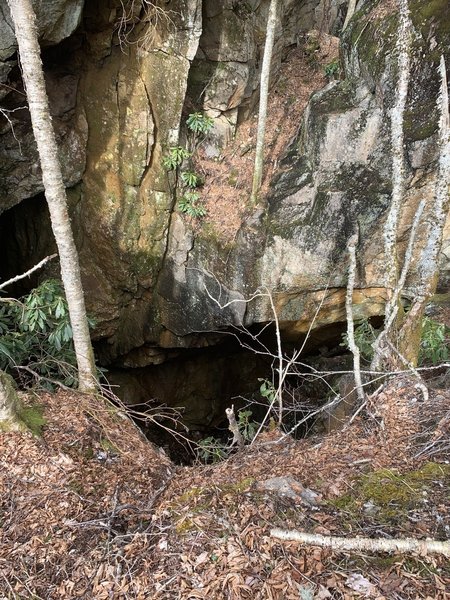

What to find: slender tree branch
left=342, top=0, right=357, bottom=31
left=0, top=254, right=57, bottom=291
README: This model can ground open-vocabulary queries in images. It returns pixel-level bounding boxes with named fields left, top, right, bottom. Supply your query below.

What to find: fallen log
left=270, top=529, right=450, bottom=557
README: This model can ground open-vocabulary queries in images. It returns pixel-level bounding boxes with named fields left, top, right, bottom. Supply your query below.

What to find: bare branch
left=0, top=254, right=57, bottom=291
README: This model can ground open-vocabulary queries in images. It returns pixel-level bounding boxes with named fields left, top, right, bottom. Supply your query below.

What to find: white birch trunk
left=383, top=0, right=412, bottom=297
left=271, top=529, right=450, bottom=557
left=6, top=0, right=97, bottom=392
left=345, top=234, right=365, bottom=402
left=250, top=0, right=278, bottom=203
left=414, top=56, right=450, bottom=299
left=371, top=0, right=413, bottom=370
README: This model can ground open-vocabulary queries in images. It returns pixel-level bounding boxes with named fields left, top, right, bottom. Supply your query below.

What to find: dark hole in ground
left=0, top=198, right=383, bottom=465
left=104, top=322, right=360, bottom=465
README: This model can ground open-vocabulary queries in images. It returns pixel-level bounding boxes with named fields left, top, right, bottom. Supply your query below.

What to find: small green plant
left=237, top=409, right=257, bottom=442
left=419, top=317, right=449, bottom=365
left=259, top=378, right=276, bottom=403
left=180, top=171, right=201, bottom=188
left=178, top=191, right=207, bottom=218
left=324, top=59, right=340, bottom=80
left=163, top=113, right=213, bottom=219
left=196, top=436, right=227, bottom=464
left=341, top=319, right=377, bottom=362
left=186, top=112, right=214, bottom=135
left=163, top=146, right=191, bottom=170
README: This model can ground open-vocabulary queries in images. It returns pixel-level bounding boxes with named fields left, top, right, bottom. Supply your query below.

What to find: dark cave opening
left=104, top=321, right=356, bottom=465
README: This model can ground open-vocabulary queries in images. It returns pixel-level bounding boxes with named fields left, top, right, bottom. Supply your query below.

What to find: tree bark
left=372, top=0, right=414, bottom=371
left=6, top=0, right=97, bottom=392
left=345, top=233, right=365, bottom=403
left=250, top=0, right=278, bottom=204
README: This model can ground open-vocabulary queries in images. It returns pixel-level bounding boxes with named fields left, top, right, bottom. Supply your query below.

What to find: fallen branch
left=270, top=529, right=450, bottom=557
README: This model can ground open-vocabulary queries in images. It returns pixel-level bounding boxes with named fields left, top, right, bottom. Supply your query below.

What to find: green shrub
left=186, top=112, right=214, bottom=135
left=259, top=378, right=276, bottom=402
left=419, top=317, right=449, bottom=365
left=196, top=436, right=227, bottom=463
left=324, top=59, right=340, bottom=80
left=180, top=171, right=201, bottom=188
left=341, top=316, right=449, bottom=366
left=196, top=409, right=258, bottom=463
left=237, top=409, right=257, bottom=442
left=341, top=319, right=377, bottom=362
left=0, top=279, right=94, bottom=389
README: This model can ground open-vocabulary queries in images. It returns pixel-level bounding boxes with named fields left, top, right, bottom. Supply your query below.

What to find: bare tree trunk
left=250, top=0, right=278, bottom=204
left=373, top=4, right=449, bottom=371
left=6, top=0, right=97, bottom=392
left=345, top=233, right=365, bottom=402
left=371, top=0, right=413, bottom=371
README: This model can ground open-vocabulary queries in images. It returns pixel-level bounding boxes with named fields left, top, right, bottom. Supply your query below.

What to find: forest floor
left=0, top=367, right=449, bottom=599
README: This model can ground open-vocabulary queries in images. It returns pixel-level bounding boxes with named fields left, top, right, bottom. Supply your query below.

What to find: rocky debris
left=254, top=476, right=321, bottom=505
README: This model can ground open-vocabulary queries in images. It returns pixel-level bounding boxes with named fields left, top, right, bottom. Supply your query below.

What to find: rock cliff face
left=0, top=0, right=448, bottom=373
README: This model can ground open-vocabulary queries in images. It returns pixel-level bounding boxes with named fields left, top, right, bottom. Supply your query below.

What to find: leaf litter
left=0, top=372, right=449, bottom=598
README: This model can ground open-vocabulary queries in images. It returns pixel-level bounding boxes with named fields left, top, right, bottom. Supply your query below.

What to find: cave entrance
left=104, top=322, right=352, bottom=465
left=0, top=199, right=354, bottom=465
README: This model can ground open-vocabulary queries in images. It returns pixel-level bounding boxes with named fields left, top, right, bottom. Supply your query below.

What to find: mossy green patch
left=329, top=462, right=450, bottom=526
left=19, top=404, right=47, bottom=436
left=217, top=477, right=255, bottom=495
left=100, top=437, right=119, bottom=454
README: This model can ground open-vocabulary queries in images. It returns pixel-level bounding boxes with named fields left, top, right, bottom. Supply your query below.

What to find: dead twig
left=225, top=405, right=244, bottom=449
